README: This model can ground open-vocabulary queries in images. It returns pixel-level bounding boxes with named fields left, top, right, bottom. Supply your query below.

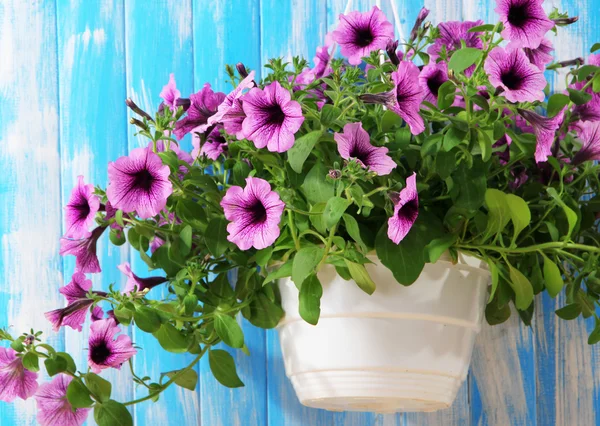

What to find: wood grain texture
left=2, top=0, right=600, bottom=425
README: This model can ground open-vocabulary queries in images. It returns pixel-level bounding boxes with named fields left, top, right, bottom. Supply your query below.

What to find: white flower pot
left=277, top=252, right=490, bottom=413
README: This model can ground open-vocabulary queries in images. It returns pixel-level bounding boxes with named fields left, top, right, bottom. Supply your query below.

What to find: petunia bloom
left=428, top=20, right=483, bottom=75
left=331, top=6, right=394, bottom=66
left=0, top=347, right=38, bottom=402
left=118, top=262, right=167, bottom=294
left=174, top=84, right=225, bottom=139
left=159, top=73, right=181, bottom=113
left=193, top=124, right=228, bottom=161
left=361, top=61, right=425, bottom=135
left=334, top=122, right=396, bottom=175
left=573, top=121, right=600, bottom=165
left=312, top=42, right=334, bottom=79
left=571, top=80, right=600, bottom=123
left=208, top=71, right=256, bottom=128
left=35, top=375, right=90, bottom=426
left=64, top=175, right=100, bottom=239
left=107, top=147, right=173, bottom=219
left=495, top=0, right=554, bottom=49
left=410, top=7, right=430, bottom=41
left=241, top=81, right=304, bottom=152
left=387, top=173, right=419, bottom=244
left=524, top=37, right=554, bottom=71
left=484, top=47, right=546, bottom=103
left=59, top=226, right=106, bottom=273
left=419, top=61, right=449, bottom=104
left=221, top=177, right=285, bottom=250
left=88, top=318, right=137, bottom=374
left=518, top=108, right=565, bottom=163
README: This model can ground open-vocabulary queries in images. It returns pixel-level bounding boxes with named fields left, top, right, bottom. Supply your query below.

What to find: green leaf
left=255, top=247, right=273, bottom=268
left=448, top=47, right=483, bottom=74
left=443, top=127, right=466, bottom=151
left=94, top=400, right=133, bottom=426
left=179, top=225, right=193, bottom=256
left=476, top=129, right=493, bottom=162
left=232, top=160, right=251, bottom=186
left=320, top=104, right=342, bottom=126
left=542, top=255, right=564, bottom=298
left=208, top=349, right=244, bottom=388
left=507, top=264, right=534, bottom=311
left=577, top=65, right=600, bottom=82
left=546, top=93, right=570, bottom=117
left=22, top=352, right=39, bottom=372
left=487, top=260, right=500, bottom=303
left=176, top=199, right=207, bottom=230
left=263, top=260, right=293, bottom=285
left=67, top=379, right=94, bottom=409
left=302, top=162, right=334, bottom=204
left=308, top=202, right=328, bottom=234
left=395, top=127, right=412, bottom=149
left=85, top=373, right=112, bottom=403
left=591, top=42, right=600, bottom=53
left=299, top=274, right=323, bottom=325
left=134, top=306, right=162, bottom=333
left=153, top=324, right=189, bottom=353
left=555, top=303, right=581, bottom=320
left=287, top=130, right=322, bottom=173
left=214, top=313, right=245, bottom=348
left=344, top=260, right=376, bottom=295
left=467, top=23, right=496, bottom=32
left=292, top=246, right=325, bottom=287
left=109, top=228, right=126, bottom=246
left=425, top=234, right=457, bottom=264
left=183, top=294, right=198, bottom=316
left=505, top=194, right=531, bottom=246
left=567, top=88, right=593, bottom=105
left=323, top=197, right=351, bottom=229
left=165, top=369, right=198, bottom=391
left=342, top=214, right=368, bottom=252
left=56, top=352, right=77, bottom=374
left=205, top=217, right=230, bottom=257
left=588, top=321, right=600, bottom=345
left=44, top=356, right=68, bottom=377
left=381, top=110, right=403, bottom=132
left=113, top=307, right=133, bottom=326
left=243, top=292, right=284, bottom=328
left=435, top=150, right=456, bottom=179
left=452, top=162, right=487, bottom=211
left=437, top=80, right=456, bottom=110
left=546, top=188, right=578, bottom=239
left=484, top=189, right=510, bottom=241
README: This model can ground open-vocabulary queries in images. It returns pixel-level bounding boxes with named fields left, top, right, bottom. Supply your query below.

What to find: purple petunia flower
left=193, top=124, right=228, bottom=161
left=573, top=121, right=600, bottom=165
left=174, top=84, right=225, bottom=139
left=428, top=20, right=483, bottom=75
left=35, top=375, right=90, bottom=426
left=571, top=80, right=600, bottom=123
left=410, top=7, right=430, bottom=41
left=0, top=347, right=38, bottom=402
left=88, top=318, right=136, bottom=374
left=159, top=73, right=181, bottom=113
left=589, top=54, right=600, bottom=67
left=59, top=226, right=106, bottom=273
left=518, top=108, right=565, bottom=163
left=419, top=61, right=449, bottom=104
left=484, top=47, right=546, bottom=103
left=118, top=262, right=167, bottom=294
left=241, top=81, right=305, bottom=152
left=331, top=6, right=394, bottom=66
left=524, top=37, right=554, bottom=70
left=221, top=177, right=285, bottom=250
left=493, top=133, right=512, bottom=164
left=64, top=176, right=100, bottom=239
left=495, top=0, right=554, bottom=49
left=334, top=122, right=396, bottom=175
left=208, top=71, right=256, bottom=128
left=312, top=42, right=334, bottom=79
left=107, top=147, right=173, bottom=219
left=387, top=173, right=419, bottom=244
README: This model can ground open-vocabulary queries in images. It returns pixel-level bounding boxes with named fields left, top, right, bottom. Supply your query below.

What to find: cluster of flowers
left=3, top=0, right=600, bottom=424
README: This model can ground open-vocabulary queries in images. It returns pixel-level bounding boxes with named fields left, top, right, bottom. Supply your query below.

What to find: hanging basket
left=277, top=253, right=489, bottom=413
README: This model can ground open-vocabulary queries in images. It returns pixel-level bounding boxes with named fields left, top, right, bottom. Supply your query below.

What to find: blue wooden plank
left=191, top=1, right=268, bottom=425
left=55, top=2, right=133, bottom=422
left=0, top=0, right=63, bottom=424
left=123, top=1, right=198, bottom=425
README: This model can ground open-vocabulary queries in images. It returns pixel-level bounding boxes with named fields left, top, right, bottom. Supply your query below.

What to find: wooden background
left=0, top=0, right=599, bottom=425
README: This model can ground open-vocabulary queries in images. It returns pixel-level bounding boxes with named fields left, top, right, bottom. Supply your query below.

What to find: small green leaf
left=292, top=246, right=325, bottom=287
left=484, top=189, right=510, bottom=241
left=208, top=349, right=244, bottom=388
left=243, top=292, right=284, bottom=328
left=263, top=261, right=293, bottom=285
left=302, top=163, right=334, bottom=204
left=255, top=247, right=273, bottom=268
left=165, top=369, right=198, bottom=391
left=342, top=214, right=368, bottom=252
left=505, top=194, right=531, bottom=246
left=555, top=303, right=581, bottom=320
left=448, top=47, right=483, bottom=74
left=443, top=127, right=466, bottom=151
left=487, top=260, right=500, bottom=303
left=577, top=65, right=600, bottom=82
left=67, top=379, right=94, bottom=409
left=179, top=225, right=193, bottom=256
left=134, top=306, right=162, bottom=333
left=56, top=352, right=77, bottom=374
left=542, top=255, right=564, bottom=298
left=214, top=313, right=245, bottom=348
left=287, top=130, right=322, bottom=173
left=546, top=188, right=578, bottom=239
left=588, top=321, right=600, bottom=345
left=546, top=93, right=570, bottom=117
left=467, top=23, right=496, bottom=32
left=205, top=218, right=230, bottom=257
left=299, top=274, right=323, bottom=325
left=508, top=265, right=534, bottom=311
left=22, top=352, right=39, bottom=372
left=567, top=88, right=592, bottom=105
left=344, top=260, right=376, bottom=295
left=94, top=400, right=133, bottom=426
left=425, top=235, right=457, bottom=264
left=44, top=356, right=68, bottom=377
left=320, top=104, right=342, bottom=126
left=437, top=81, right=456, bottom=110
left=85, top=373, right=112, bottom=403
left=591, top=42, right=600, bottom=53
left=153, top=324, right=189, bottom=353
left=323, top=197, right=351, bottom=229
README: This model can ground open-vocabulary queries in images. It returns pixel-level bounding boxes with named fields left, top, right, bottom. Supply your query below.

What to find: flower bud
left=236, top=62, right=249, bottom=78
left=328, top=169, right=342, bottom=180
left=556, top=57, right=584, bottom=68
left=553, top=16, right=578, bottom=26
left=125, top=98, right=154, bottom=122
left=386, top=40, right=400, bottom=66
left=410, top=7, right=430, bottom=41
left=24, top=335, right=35, bottom=346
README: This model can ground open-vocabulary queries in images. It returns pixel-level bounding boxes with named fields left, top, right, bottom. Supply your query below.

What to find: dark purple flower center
left=74, top=198, right=91, bottom=220
left=248, top=200, right=267, bottom=224
left=265, top=104, right=286, bottom=126
left=353, top=26, right=374, bottom=48
left=507, top=4, right=529, bottom=28
left=500, top=69, right=523, bottom=90
left=132, top=169, right=155, bottom=192
left=90, top=341, right=111, bottom=364
left=349, top=145, right=370, bottom=165
left=398, top=199, right=418, bottom=222
left=427, top=71, right=446, bottom=96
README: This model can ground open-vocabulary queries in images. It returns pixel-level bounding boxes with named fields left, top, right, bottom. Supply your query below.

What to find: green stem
left=317, top=224, right=338, bottom=270
left=298, top=229, right=328, bottom=245
left=459, top=242, right=600, bottom=254
left=287, top=210, right=301, bottom=251
left=362, top=186, right=389, bottom=198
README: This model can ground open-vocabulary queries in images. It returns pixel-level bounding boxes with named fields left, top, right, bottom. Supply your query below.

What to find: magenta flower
left=241, top=81, right=304, bottom=152
left=118, top=262, right=167, bottom=294
left=64, top=175, right=100, bottom=239
left=193, top=125, right=227, bottom=161
left=174, top=83, right=225, bottom=139
left=0, top=347, right=38, bottom=402
left=387, top=173, right=419, bottom=244
left=524, top=37, right=554, bottom=70
left=571, top=80, right=600, bottom=123
left=209, top=71, right=256, bottom=127
left=589, top=54, right=600, bottom=67
left=518, top=108, right=565, bottom=163
left=35, top=375, right=90, bottom=426
left=484, top=47, right=546, bottom=103
left=428, top=20, right=483, bottom=75
left=221, top=177, right=285, bottom=250
left=573, top=121, right=600, bottom=165
left=107, top=147, right=173, bottom=219
left=159, top=73, right=181, bottom=113
left=59, top=226, right=106, bottom=273
left=312, top=43, right=333, bottom=79
left=88, top=318, right=136, bottom=374
left=495, top=0, right=554, bottom=49
left=334, top=122, right=396, bottom=175
left=331, top=6, right=394, bottom=66
left=419, top=61, right=449, bottom=104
